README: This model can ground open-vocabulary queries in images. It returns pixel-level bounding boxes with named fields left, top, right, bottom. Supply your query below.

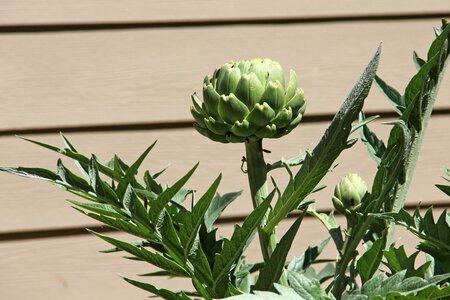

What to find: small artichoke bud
left=191, top=58, right=308, bottom=143
left=333, top=173, right=368, bottom=211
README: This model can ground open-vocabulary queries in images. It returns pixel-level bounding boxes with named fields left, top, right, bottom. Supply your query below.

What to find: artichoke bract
left=191, top=58, right=307, bottom=143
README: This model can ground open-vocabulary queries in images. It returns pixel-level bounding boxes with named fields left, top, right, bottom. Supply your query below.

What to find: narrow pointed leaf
left=374, top=75, right=405, bottom=114
left=350, top=114, right=379, bottom=133
left=89, top=156, right=119, bottom=205
left=56, top=159, right=91, bottom=191
left=90, top=230, right=188, bottom=277
left=116, top=142, right=156, bottom=200
left=0, top=166, right=59, bottom=182
left=60, top=133, right=90, bottom=176
left=68, top=200, right=124, bottom=218
left=413, top=51, right=426, bottom=70
left=149, top=163, right=198, bottom=224
left=179, top=174, right=221, bottom=253
left=78, top=210, right=154, bottom=240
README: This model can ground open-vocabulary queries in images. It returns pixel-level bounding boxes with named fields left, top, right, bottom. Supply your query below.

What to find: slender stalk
left=244, top=139, right=276, bottom=263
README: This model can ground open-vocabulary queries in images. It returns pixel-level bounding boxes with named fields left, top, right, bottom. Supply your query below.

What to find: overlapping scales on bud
left=190, top=58, right=307, bottom=143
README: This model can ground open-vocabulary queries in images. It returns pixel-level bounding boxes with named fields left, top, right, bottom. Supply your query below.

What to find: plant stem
left=244, top=139, right=276, bottom=263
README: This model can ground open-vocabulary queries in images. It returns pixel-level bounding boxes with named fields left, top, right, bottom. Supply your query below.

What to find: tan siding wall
left=1, top=19, right=449, bottom=130
left=0, top=0, right=448, bottom=25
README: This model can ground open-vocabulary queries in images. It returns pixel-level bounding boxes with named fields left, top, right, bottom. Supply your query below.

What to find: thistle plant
left=1, top=20, right=450, bottom=300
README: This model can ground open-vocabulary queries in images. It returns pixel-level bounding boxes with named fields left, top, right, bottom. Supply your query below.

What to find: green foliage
left=382, top=246, right=431, bottom=278
left=227, top=284, right=307, bottom=300
left=288, top=238, right=330, bottom=274
left=343, top=271, right=450, bottom=300
left=377, top=207, right=450, bottom=273
left=0, top=135, right=252, bottom=298
left=287, top=271, right=334, bottom=300
left=228, top=273, right=335, bottom=300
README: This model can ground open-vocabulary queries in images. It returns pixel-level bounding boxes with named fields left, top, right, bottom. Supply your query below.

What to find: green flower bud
left=191, top=58, right=307, bottom=143
left=334, top=173, right=368, bottom=210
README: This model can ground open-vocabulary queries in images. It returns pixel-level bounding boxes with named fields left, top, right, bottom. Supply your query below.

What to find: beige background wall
left=0, top=2, right=449, bottom=299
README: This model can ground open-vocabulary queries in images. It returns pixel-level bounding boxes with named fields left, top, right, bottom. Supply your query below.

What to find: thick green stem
left=244, top=140, right=276, bottom=263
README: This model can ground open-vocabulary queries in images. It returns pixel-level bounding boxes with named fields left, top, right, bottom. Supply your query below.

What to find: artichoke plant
left=191, top=58, right=307, bottom=143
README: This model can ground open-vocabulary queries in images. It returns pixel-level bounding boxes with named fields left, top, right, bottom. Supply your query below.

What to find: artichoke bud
left=255, top=123, right=277, bottom=138
left=191, top=58, right=307, bottom=143
left=334, top=173, right=368, bottom=211
left=234, top=73, right=265, bottom=108
left=218, top=94, right=249, bottom=124
left=230, top=120, right=256, bottom=137
left=260, top=80, right=285, bottom=113
left=246, top=102, right=276, bottom=127
left=204, top=117, right=231, bottom=135
left=271, top=107, right=293, bottom=128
